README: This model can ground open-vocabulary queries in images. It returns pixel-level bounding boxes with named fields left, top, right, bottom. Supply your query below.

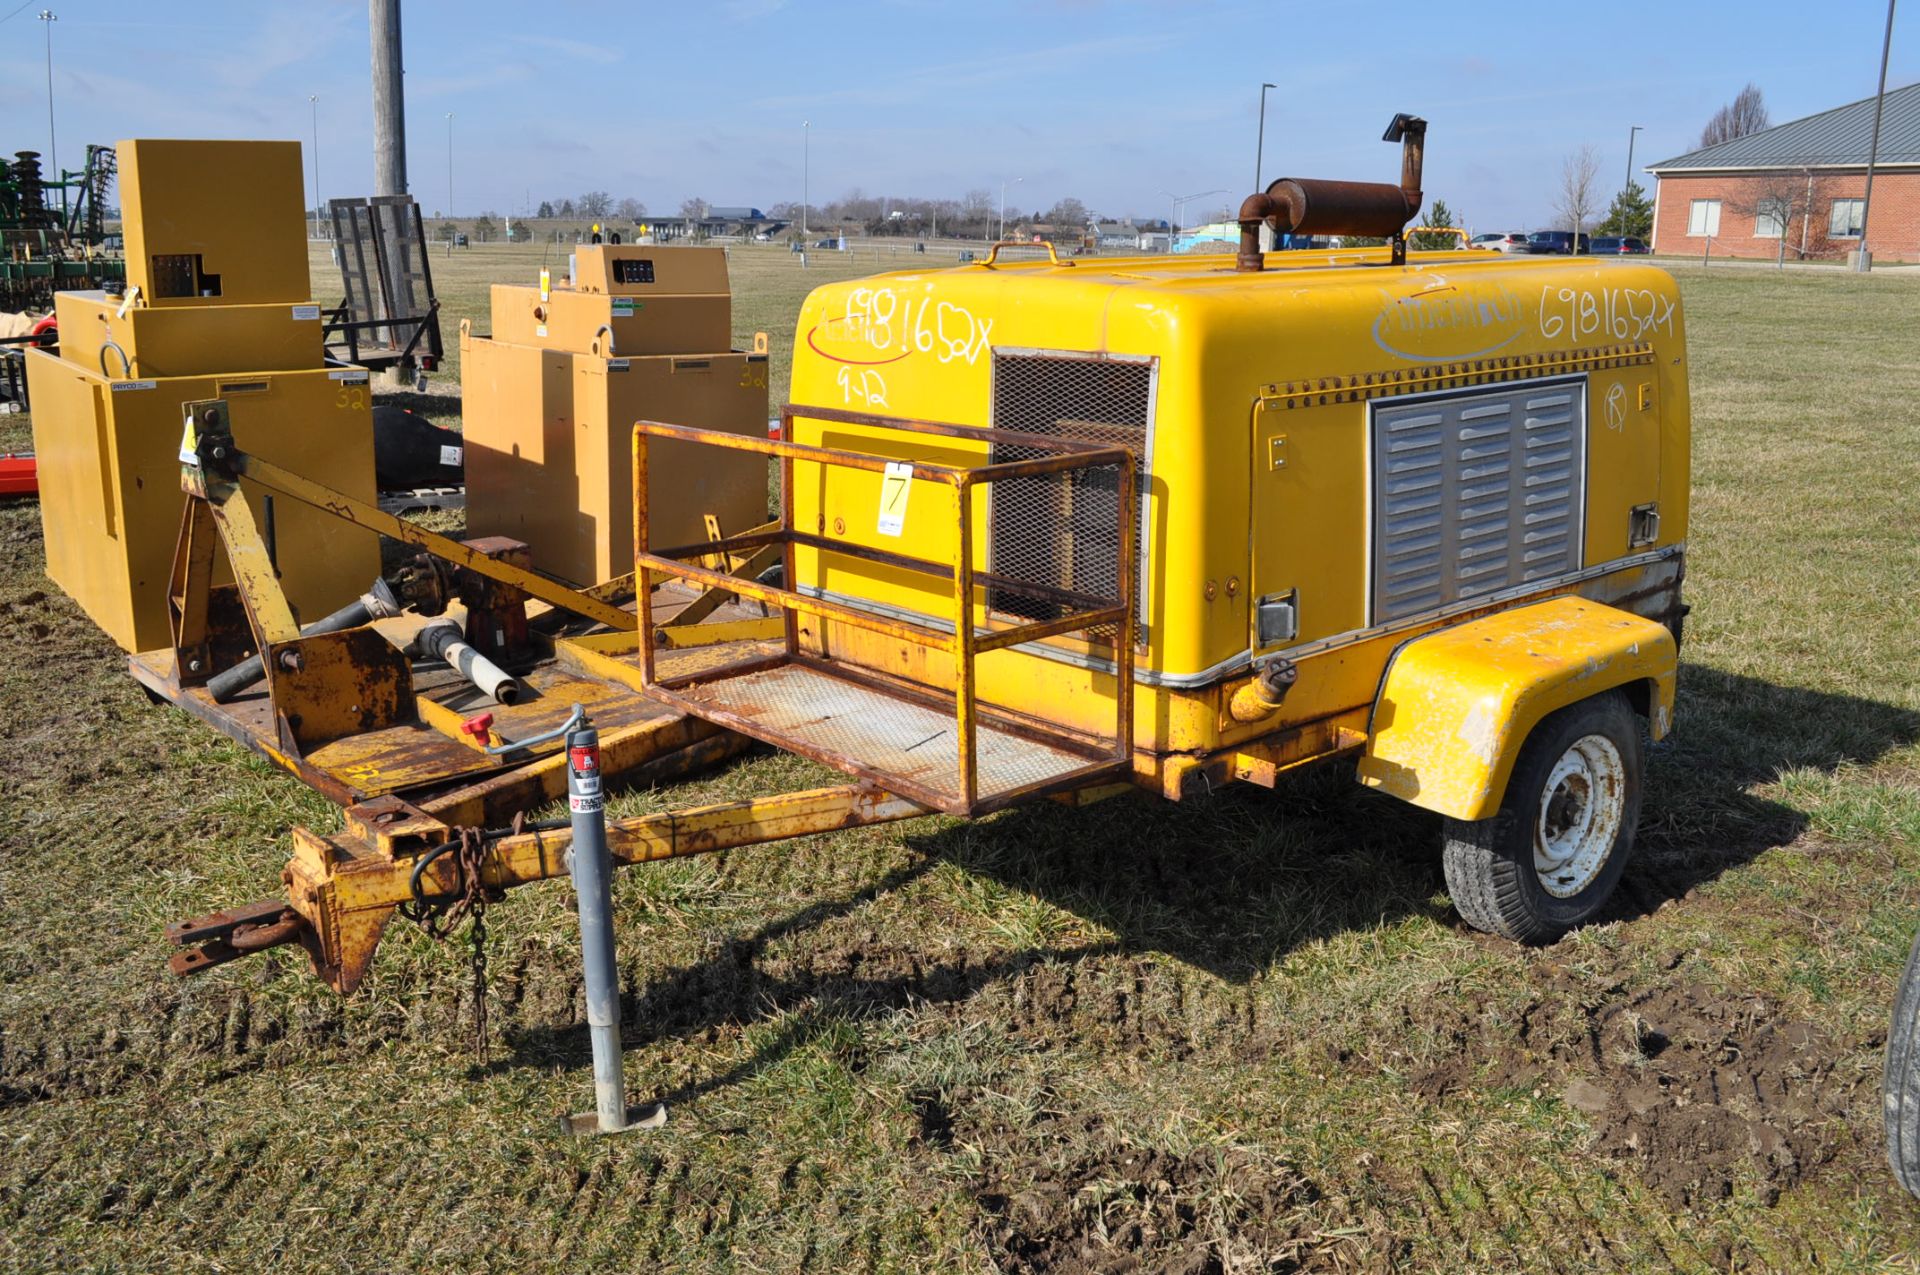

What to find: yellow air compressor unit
left=460, top=244, right=771, bottom=587
left=25, top=138, right=379, bottom=653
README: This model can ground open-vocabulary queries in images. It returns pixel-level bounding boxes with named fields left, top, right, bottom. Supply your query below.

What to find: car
left=1524, top=230, right=1589, bottom=255
left=1588, top=236, right=1649, bottom=255
left=1469, top=232, right=1528, bottom=252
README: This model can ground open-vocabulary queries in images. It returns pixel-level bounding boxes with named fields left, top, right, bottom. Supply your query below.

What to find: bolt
left=203, top=407, right=221, bottom=426
left=186, top=658, right=202, bottom=673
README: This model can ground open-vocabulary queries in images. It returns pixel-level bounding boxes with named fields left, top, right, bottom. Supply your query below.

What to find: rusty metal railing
left=631, top=404, right=1137, bottom=817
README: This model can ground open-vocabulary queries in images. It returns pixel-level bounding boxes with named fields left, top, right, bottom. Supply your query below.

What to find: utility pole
left=38, top=11, right=57, bottom=199
left=1855, top=0, right=1897, bottom=272
left=446, top=112, right=454, bottom=222
left=1255, top=82, right=1276, bottom=191
left=999, top=176, right=1022, bottom=242
left=370, top=0, right=407, bottom=196
left=310, top=95, right=321, bottom=239
left=1619, top=125, right=1641, bottom=235
left=802, top=120, right=809, bottom=238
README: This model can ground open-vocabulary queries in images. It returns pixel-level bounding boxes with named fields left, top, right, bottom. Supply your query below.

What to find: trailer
left=155, top=115, right=1689, bottom=1125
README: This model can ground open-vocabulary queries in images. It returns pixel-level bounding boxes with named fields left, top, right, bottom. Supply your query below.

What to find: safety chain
left=403, top=825, right=502, bottom=1062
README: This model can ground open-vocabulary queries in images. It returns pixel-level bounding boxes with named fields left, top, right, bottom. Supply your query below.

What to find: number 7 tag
left=876, top=461, right=911, bottom=537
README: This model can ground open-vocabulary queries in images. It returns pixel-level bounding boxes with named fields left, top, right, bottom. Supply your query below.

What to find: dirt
left=1408, top=964, right=1864, bottom=1209
left=966, top=1113, right=1352, bottom=1275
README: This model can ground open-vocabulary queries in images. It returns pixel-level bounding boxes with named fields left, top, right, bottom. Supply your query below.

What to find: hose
left=98, top=340, right=131, bottom=378
left=206, top=577, right=404, bottom=703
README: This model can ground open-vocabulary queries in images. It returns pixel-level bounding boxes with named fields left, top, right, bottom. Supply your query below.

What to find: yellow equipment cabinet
left=25, top=138, right=378, bottom=653
left=461, top=245, right=770, bottom=586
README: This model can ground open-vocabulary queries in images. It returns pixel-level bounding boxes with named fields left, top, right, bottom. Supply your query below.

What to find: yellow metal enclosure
left=777, top=246, right=1690, bottom=800
left=25, top=138, right=378, bottom=652
left=462, top=245, right=770, bottom=586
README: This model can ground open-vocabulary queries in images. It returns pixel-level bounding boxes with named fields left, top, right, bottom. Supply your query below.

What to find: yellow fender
left=1355, top=597, right=1676, bottom=820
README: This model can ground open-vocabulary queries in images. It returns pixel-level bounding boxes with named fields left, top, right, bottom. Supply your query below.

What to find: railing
left=632, top=404, right=1137, bottom=816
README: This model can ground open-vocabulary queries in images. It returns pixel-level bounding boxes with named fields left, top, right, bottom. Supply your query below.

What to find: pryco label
left=111, top=380, right=157, bottom=393
left=329, top=369, right=370, bottom=383
left=290, top=304, right=321, bottom=321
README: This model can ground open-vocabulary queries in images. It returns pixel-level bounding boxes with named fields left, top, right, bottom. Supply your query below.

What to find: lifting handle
left=977, top=241, right=1070, bottom=267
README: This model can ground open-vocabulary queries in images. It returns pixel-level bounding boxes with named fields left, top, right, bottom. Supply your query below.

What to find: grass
left=4, top=255, right=1920, bottom=1272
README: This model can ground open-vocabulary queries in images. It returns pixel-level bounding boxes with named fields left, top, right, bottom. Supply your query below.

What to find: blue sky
left=2, top=0, right=1915, bottom=230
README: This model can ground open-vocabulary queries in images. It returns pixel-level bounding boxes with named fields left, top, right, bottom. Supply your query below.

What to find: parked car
left=1524, top=231, right=1589, bottom=255
left=1469, top=232, right=1528, bottom=252
left=1588, top=236, right=1649, bottom=256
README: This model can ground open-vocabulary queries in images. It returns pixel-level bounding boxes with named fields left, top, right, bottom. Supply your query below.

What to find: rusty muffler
left=1237, top=112, right=1427, bottom=271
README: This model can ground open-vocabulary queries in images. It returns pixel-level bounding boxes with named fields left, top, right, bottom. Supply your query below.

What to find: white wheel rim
left=1533, top=733, right=1625, bottom=898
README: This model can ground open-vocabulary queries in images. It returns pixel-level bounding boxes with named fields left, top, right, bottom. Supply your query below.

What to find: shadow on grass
left=496, top=662, right=1920, bottom=1095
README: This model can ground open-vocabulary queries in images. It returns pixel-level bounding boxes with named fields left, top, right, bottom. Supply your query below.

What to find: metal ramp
left=632, top=405, right=1139, bottom=818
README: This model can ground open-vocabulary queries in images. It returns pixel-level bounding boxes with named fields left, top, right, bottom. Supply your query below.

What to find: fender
left=1355, top=596, right=1676, bottom=821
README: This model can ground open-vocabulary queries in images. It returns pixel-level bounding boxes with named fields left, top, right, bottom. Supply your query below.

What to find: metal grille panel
left=988, top=352, right=1153, bottom=627
left=1370, top=378, right=1585, bottom=623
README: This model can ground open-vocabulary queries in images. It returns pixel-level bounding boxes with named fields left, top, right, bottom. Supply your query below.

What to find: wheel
left=1442, top=690, right=1642, bottom=944
left=1886, top=920, right=1920, bottom=1199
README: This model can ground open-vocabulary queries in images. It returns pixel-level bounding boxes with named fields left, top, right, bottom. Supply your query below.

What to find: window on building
left=1687, top=199, right=1722, bottom=237
left=1829, top=198, right=1865, bottom=238
left=1754, top=197, right=1788, bottom=238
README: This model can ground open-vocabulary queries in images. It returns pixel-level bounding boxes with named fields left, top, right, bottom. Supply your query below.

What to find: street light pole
left=1855, top=0, right=1897, bottom=272
left=1159, top=187, right=1227, bottom=254
left=1619, top=124, right=1641, bottom=236
left=802, top=120, right=809, bottom=238
left=310, top=95, right=321, bottom=239
left=38, top=11, right=57, bottom=203
left=999, top=176, right=1022, bottom=242
left=445, top=112, right=454, bottom=224
left=1255, top=82, right=1276, bottom=191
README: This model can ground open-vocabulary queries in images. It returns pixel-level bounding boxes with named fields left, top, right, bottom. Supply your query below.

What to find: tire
left=1442, top=690, right=1642, bottom=944
left=1886, top=921, right=1920, bottom=1200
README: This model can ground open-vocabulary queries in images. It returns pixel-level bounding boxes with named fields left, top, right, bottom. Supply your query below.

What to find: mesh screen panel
left=987, top=353, right=1152, bottom=629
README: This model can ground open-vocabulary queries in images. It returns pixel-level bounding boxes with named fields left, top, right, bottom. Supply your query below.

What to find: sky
left=2, top=0, right=1916, bottom=232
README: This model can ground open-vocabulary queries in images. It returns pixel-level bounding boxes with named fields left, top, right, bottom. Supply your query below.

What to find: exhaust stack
left=1237, top=113, right=1427, bottom=271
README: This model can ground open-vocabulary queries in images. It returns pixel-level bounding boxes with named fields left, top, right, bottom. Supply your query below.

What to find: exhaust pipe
left=1237, top=112, right=1427, bottom=271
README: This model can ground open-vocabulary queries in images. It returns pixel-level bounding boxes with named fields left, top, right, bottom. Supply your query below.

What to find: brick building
left=1647, top=81, right=1920, bottom=262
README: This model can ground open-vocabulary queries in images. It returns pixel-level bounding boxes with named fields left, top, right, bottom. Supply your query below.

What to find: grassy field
left=4, top=252, right=1920, bottom=1272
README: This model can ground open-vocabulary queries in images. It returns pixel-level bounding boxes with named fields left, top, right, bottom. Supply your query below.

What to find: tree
left=615, top=197, right=646, bottom=221
left=1554, top=144, right=1601, bottom=238
left=557, top=198, right=576, bottom=218
left=1725, top=171, right=1842, bottom=262
left=536, top=200, right=554, bottom=219
left=578, top=190, right=613, bottom=219
left=435, top=219, right=458, bottom=242
left=679, top=196, right=710, bottom=221
left=1700, top=83, right=1769, bottom=149
left=471, top=212, right=498, bottom=243
left=1045, top=197, right=1090, bottom=230
left=1410, top=197, right=1458, bottom=250
left=1597, top=180, right=1654, bottom=238
left=960, top=188, right=993, bottom=238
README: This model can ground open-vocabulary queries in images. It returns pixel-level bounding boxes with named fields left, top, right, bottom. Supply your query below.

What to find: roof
left=1649, top=81, right=1920, bottom=171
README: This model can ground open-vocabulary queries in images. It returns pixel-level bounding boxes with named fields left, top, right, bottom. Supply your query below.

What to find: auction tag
left=290, top=304, right=321, bottom=321
left=876, top=461, right=912, bottom=537
left=439, top=444, right=464, bottom=467
left=539, top=267, right=551, bottom=302
left=177, top=416, right=200, bottom=466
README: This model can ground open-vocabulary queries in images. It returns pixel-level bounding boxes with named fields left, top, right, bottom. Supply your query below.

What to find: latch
left=1629, top=502, right=1660, bottom=548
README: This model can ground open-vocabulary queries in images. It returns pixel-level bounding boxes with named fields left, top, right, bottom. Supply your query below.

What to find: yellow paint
left=781, top=246, right=1690, bottom=790
left=1355, top=596, right=1676, bottom=819
left=25, top=139, right=377, bottom=653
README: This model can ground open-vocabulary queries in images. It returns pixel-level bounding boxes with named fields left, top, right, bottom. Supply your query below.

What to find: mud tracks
left=1410, top=966, right=1865, bottom=1207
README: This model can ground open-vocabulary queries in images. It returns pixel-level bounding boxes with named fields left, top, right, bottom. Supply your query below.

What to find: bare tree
left=1724, top=170, right=1842, bottom=262
left=1554, top=144, right=1601, bottom=239
left=1700, top=84, right=1770, bottom=149
left=577, top=190, right=613, bottom=219
left=678, top=196, right=710, bottom=221
left=614, top=196, right=646, bottom=221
